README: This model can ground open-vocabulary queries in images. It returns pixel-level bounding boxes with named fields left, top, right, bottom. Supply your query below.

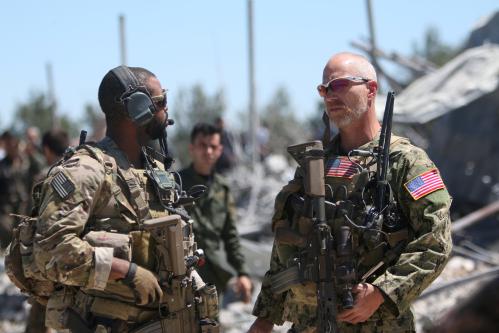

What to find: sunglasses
left=151, top=89, right=167, bottom=110
left=317, top=76, right=370, bottom=97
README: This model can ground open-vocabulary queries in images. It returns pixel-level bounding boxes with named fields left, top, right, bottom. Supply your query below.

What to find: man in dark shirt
left=179, top=123, right=252, bottom=303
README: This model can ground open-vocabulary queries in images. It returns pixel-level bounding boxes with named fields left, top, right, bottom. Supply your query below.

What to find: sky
left=2, top=0, right=498, bottom=132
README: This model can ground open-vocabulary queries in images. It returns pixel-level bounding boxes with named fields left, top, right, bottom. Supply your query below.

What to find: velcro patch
left=404, top=168, right=445, bottom=200
left=50, top=171, right=76, bottom=199
left=326, top=156, right=359, bottom=179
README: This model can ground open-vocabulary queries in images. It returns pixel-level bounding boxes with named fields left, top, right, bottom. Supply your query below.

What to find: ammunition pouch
left=46, top=288, right=76, bottom=329
left=197, top=283, right=219, bottom=320
left=270, top=265, right=317, bottom=306
left=83, top=230, right=132, bottom=261
left=5, top=215, right=55, bottom=305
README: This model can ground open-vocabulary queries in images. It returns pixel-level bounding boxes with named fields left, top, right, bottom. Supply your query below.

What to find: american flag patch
left=326, top=157, right=358, bottom=179
left=404, top=168, right=445, bottom=200
left=50, top=171, right=75, bottom=199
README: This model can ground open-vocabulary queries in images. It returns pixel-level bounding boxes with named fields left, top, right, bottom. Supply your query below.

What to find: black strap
left=122, top=262, right=137, bottom=285
left=112, top=65, right=140, bottom=91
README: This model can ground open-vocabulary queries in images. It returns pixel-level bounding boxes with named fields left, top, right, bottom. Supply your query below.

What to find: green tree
left=170, top=84, right=226, bottom=166
left=13, top=92, right=56, bottom=133
left=12, top=91, right=80, bottom=137
left=413, top=26, right=458, bottom=67
left=260, top=87, right=307, bottom=157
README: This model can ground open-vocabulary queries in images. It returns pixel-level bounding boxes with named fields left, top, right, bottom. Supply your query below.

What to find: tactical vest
left=6, top=143, right=219, bottom=333
left=273, top=137, right=410, bottom=306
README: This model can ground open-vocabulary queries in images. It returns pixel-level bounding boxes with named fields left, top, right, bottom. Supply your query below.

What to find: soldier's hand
left=337, top=283, right=384, bottom=324
left=247, top=317, right=274, bottom=333
left=122, top=263, right=163, bottom=306
left=234, top=275, right=253, bottom=303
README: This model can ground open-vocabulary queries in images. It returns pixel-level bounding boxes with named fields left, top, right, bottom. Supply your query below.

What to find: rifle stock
left=142, top=214, right=186, bottom=277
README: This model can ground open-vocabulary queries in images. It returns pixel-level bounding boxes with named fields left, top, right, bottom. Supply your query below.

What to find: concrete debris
left=224, top=159, right=294, bottom=236
left=413, top=255, right=497, bottom=332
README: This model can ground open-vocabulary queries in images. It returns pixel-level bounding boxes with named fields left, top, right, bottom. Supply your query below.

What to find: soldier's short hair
left=98, top=66, right=156, bottom=122
left=190, top=123, right=222, bottom=143
left=42, top=129, right=69, bottom=157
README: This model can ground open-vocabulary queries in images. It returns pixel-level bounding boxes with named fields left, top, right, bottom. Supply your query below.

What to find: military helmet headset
left=110, top=65, right=157, bottom=126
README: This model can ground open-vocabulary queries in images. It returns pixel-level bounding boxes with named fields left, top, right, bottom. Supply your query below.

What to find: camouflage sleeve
left=252, top=242, right=287, bottom=325
left=252, top=174, right=303, bottom=324
left=221, top=189, right=247, bottom=275
left=372, top=144, right=452, bottom=315
left=33, top=154, right=114, bottom=291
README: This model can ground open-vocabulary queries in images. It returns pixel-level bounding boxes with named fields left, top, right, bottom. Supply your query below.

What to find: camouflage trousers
left=283, top=302, right=415, bottom=333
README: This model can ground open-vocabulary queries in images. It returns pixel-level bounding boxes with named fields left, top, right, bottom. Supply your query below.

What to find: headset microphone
left=167, top=119, right=175, bottom=126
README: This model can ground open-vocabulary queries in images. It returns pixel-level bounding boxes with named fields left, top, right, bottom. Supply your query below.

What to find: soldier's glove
left=122, top=263, right=163, bottom=306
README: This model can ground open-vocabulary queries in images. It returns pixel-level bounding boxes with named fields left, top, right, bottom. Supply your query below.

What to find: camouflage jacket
left=179, top=165, right=247, bottom=291
left=32, top=137, right=202, bottom=328
left=252, top=133, right=452, bottom=331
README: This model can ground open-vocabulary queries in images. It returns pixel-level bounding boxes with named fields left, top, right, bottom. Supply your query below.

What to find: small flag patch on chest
left=404, top=168, right=445, bottom=200
left=326, top=157, right=358, bottom=179
left=50, top=171, right=76, bottom=199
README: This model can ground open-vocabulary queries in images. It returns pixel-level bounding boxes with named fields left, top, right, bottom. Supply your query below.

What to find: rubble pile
left=413, top=255, right=498, bottom=331
left=225, top=156, right=294, bottom=236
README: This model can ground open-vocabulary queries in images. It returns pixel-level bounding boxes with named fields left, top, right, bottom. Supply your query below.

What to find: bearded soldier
left=28, top=66, right=219, bottom=332
left=248, top=52, right=452, bottom=333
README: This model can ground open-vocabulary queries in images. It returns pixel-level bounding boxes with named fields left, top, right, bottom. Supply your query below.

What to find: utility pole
left=247, top=0, right=258, bottom=168
left=119, top=15, right=127, bottom=66
left=45, top=62, right=58, bottom=128
left=365, top=0, right=402, bottom=92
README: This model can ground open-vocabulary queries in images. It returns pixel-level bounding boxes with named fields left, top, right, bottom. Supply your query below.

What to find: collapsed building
left=391, top=43, right=499, bottom=216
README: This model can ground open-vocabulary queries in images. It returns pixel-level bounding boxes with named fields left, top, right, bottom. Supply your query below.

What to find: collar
left=327, top=132, right=381, bottom=156
left=96, top=136, right=133, bottom=169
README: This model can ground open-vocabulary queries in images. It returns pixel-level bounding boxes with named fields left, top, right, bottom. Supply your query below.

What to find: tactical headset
left=111, top=65, right=158, bottom=126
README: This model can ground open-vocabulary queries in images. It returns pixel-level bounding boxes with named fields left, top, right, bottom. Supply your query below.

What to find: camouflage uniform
left=252, top=134, right=452, bottom=332
left=32, top=137, right=208, bottom=332
left=179, top=165, right=247, bottom=292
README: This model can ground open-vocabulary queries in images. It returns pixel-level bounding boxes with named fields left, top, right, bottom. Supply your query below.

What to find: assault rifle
left=350, top=91, right=395, bottom=231
left=350, top=92, right=404, bottom=281
left=287, top=141, right=338, bottom=333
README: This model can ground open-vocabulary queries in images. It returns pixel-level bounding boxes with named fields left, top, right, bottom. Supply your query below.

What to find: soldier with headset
left=10, top=66, right=219, bottom=332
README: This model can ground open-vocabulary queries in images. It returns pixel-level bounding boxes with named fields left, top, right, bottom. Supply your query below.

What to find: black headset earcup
left=125, top=91, right=155, bottom=126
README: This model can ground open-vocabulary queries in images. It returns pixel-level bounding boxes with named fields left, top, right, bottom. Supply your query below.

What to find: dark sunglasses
left=317, top=76, right=370, bottom=97
left=151, top=89, right=167, bottom=110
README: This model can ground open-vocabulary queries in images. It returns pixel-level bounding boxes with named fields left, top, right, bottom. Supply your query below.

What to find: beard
left=145, top=116, right=168, bottom=140
left=328, top=98, right=368, bottom=128
left=331, top=108, right=363, bottom=128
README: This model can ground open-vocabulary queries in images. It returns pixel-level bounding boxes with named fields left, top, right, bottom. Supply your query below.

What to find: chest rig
left=48, top=142, right=218, bottom=333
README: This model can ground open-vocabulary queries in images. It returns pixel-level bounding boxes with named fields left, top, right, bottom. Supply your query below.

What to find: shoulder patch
left=404, top=168, right=445, bottom=200
left=326, top=156, right=359, bottom=179
left=50, top=171, right=76, bottom=199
